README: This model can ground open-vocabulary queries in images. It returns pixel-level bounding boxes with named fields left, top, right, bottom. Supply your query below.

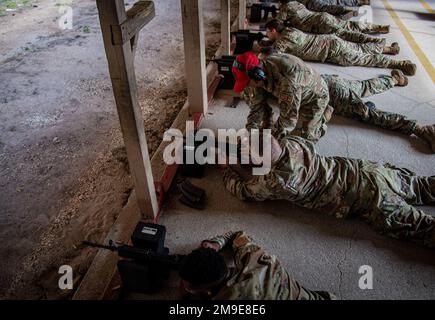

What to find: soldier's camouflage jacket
left=297, top=0, right=350, bottom=15
left=206, top=231, right=336, bottom=300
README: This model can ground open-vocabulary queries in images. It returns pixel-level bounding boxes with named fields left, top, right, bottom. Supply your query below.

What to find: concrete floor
left=155, top=0, right=435, bottom=299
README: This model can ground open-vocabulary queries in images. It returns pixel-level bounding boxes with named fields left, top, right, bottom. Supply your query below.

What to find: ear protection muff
left=233, top=61, right=266, bottom=81
left=248, top=66, right=266, bottom=81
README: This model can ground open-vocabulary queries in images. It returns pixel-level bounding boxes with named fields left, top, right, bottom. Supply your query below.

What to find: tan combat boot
left=391, top=69, right=408, bottom=86
left=390, top=42, right=400, bottom=54
left=358, top=0, right=370, bottom=5
left=414, top=125, right=435, bottom=153
left=388, top=60, right=417, bottom=76
left=374, top=25, right=390, bottom=34
left=383, top=43, right=400, bottom=55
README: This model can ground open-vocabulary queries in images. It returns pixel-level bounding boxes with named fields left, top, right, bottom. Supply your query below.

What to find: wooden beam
left=221, top=0, right=231, bottom=56
left=96, top=0, right=158, bottom=218
left=180, top=0, right=208, bottom=115
left=238, top=0, right=246, bottom=30
left=112, top=1, right=155, bottom=45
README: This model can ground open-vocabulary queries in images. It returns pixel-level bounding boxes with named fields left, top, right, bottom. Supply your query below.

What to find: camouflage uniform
left=273, top=27, right=391, bottom=68
left=323, top=74, right=418, bottom=135
left=300, top=0, right=360, bottom=7
left=206, top=230, right=335, bottom=300
left=222, top=136, right=435, bottom=248
left=278, top=2, right=382, bottom=35
left=244, top=53, right=330, bottom=142
left=297, top=0, right=351, bottom=15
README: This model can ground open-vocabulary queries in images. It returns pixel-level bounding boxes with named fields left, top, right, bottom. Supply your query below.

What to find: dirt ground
left=0, top=0, right=238, bottom=299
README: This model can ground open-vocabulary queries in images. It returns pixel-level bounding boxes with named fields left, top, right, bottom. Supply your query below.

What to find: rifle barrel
left=82, top=241, right=117, bottom=251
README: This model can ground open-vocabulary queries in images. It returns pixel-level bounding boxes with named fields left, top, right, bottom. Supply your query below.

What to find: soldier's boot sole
left=375, top=25, right=390, bottom=34
left=391, top=69, right=408, bottom=86
left=391, top=42, right=400, bottom=54
left=390, top=60, right=417, bottom=76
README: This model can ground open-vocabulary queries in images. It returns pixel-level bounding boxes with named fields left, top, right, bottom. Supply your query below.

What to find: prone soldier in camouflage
left=264, top=20, right=387, bottom=46
left=179, top=231, right=335, bottom=300
left=232, top=51, right=332, bottom=142
left=277, top=0, right=389, bottom=36
left=265, top=20, right=417, bottom=75
left=295, top=0, right=357, bottom=16
left=323, top=70, right=435, bottom=152
left=298, top=0, right=370, bottom=9
left=221, top=134, right=435, bottom=248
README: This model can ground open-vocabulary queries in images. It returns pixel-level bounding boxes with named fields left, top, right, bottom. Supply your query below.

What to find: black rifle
left=82, top=240, right=185, bottom=269
left=82, top=240, right=186, bottom=293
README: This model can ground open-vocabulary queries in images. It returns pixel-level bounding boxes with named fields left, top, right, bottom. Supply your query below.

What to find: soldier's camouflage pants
left=320, top=0, right=360, bottom=6
left=322, top=74, right=418, bottom=135
left=325, top=37, right=391, bottom=67
left=358, top=163, right=435, bottom=247
left=310, top=14, right=384, bottom=35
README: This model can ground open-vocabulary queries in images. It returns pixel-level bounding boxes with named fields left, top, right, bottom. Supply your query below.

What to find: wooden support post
left=221, top=0, right=231, bottom=56
left=238, top=0, right=246, bottom=30
left=180, top=0, right=208, bottom=115
left=96, top=0, right=158, bottom=218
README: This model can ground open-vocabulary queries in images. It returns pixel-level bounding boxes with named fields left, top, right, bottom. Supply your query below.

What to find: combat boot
left=391, top=42, right=400, bottom=54
left=414, top=125, right=435, bottom=153
left=374, top=25, right=390, bottom=34
left=383, top=44, right=400, bottom=55
left=358, top=0, right=370, bottom=5
left=383, top=42, right=400, bottom=54
left=388, top=60, right=417, bottom=76
left=391, top=69, right=408, bottom=86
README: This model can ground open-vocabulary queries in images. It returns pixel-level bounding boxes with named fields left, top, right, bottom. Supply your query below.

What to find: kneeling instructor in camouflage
left=265, top=20, right=416, bottom=75
left=221, top=134, right=435, bottom=248
left=179, top=231, right=335, bottom=300
left=324, top=70, right=435, bottom=152
left=233, top=51, right=332, bottom=142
